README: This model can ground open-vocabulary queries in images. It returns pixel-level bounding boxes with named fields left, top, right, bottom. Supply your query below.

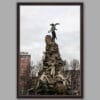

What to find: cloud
left=20, top=5, right=80, bottom=64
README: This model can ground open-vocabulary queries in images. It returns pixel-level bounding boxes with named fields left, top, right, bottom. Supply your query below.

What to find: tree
left=70, top=59, right=79, bottom=70
left=63, top=60, right=69, bottom=71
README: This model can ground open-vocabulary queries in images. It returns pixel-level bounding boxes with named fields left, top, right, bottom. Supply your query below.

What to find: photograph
left=17, top=2, right=83, bottom=98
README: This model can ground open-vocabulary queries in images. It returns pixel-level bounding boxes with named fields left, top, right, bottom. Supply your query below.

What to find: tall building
left=18, top=52, right=31, bottom=95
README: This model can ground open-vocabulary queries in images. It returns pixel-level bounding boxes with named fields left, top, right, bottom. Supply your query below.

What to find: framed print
left=17, top=2, right=83, bottom=98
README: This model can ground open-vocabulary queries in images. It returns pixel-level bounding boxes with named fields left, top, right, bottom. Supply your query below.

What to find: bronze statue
left=48, top=23, right=60, bottom=41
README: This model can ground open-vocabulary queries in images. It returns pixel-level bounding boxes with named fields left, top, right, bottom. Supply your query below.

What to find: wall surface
left=0, top=0, right=100, bottom=100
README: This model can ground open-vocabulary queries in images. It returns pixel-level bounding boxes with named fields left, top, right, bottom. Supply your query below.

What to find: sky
left=20, top=5, right=80, bottom=65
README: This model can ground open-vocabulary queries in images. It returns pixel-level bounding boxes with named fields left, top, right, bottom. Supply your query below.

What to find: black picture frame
left=17, top=2, right=84, bottom=98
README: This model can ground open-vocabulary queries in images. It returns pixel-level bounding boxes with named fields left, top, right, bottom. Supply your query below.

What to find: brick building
left=18, top=52, right=31, bottom=95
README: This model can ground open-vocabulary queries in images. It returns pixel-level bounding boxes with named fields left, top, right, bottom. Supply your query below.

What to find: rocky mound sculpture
left=43, top=35, right=64, bottom=76
left=36, top=35, right=67, bottom=95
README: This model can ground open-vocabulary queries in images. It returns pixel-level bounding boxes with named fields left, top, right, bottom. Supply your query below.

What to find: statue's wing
left=55, top=23, right=60, bottom=26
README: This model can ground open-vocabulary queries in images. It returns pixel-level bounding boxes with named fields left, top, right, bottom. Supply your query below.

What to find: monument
left=27, top=24, right=80, bottom=96
left=36, top=34, right=68, bottom=95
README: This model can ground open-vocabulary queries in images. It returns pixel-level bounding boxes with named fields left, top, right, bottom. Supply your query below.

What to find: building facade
left=18, top=52, right=31, bottom=95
